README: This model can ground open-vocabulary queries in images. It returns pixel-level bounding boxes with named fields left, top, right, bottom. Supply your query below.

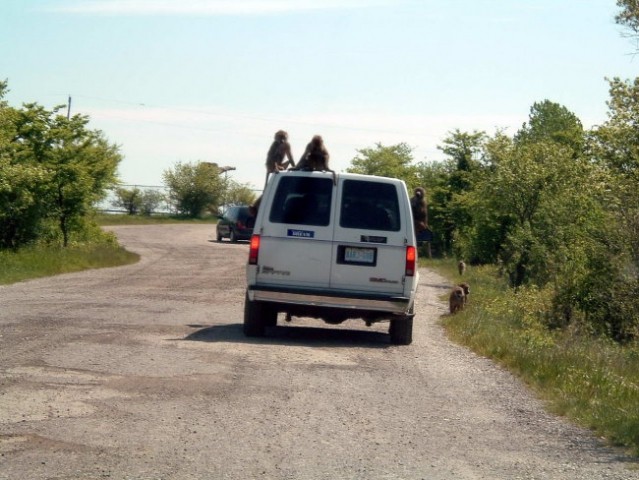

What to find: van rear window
left=269, top=177, right=333, bottom=226
left=340, top=180, right=400, bottom=231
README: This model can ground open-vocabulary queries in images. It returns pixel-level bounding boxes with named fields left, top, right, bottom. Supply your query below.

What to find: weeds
left=427, top=259, right=639, bottom=456
left=0, top=244, right=139, bottom=285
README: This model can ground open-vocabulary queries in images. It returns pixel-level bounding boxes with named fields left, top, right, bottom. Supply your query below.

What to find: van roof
left=272, top=170, right=405, bottom=184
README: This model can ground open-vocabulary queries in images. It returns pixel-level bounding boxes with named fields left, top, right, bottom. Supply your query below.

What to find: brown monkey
left=248, top=195, right=262, bottom=218
left=296, top=135, right=336, bottom=184
left=458, top=260, right=466, bottom=276
left=458, top=282, right=470, bottom=305
left=410, top=187, right=428, bottom=232
left=449, top=286, right=465, bottom=314
left=264, top=130, right=295, bottom=189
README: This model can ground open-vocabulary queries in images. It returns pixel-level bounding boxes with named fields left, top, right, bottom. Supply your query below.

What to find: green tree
left=163, top=161, right=224, bottom=217
left=514, top=100, right=584, bottom=154
left=113, top=187, right=142, bottom=215
left=0, top=159, right=49, bottom=248
left=586, top=76, right=639, bottom=339
left=433, top=130, right=487, bottom=255
left=0, top=84, right=121, bottom=247
left=139, top=189, right=165, bottom=216
left=347, top=142, right=419, bottom=186
left=225, top=180, right=257, bottom=206
left=616, top=0, right=639, bottom=39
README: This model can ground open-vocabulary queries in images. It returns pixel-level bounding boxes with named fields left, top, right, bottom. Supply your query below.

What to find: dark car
left=216, top=205, right=255, bottom=242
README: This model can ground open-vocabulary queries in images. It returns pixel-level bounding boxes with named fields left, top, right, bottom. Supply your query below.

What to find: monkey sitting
left=264, top=130, right=295, bottom=189
left=458, top=260, right=466, bottom=276
left=449, top=285, right=466, bottom=314
left=295, top=135, right=336, bottom=184
left=410, top=187, right=428, bottom=232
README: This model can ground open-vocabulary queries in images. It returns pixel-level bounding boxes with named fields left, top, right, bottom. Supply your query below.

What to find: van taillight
left=249, top=234, right=260, bottom=265
left=405, top=245, right=416, bottom=277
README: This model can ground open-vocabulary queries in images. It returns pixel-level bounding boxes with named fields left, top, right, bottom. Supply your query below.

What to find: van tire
left=243, top=292, right=266, bottom=337
left=389, top=316, right=413, bottom=345
left=230, top=229, right=238, bottom=243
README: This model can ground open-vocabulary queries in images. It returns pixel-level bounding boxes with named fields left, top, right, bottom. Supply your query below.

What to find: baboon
left=265, top=130, right=295, bottom=189
left=410, top=187, right=428, bottom=232
left=458, top=260, right=466, bottom=276
left=248, top=195, right=262, bottom=218
left=296, top=135, right=336, bottom=184
left=458, top=282, right=470, bottom=305
left=449, top=285, right=465, bottom=314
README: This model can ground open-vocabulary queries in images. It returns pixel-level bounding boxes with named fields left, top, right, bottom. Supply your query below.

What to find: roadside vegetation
left=0, top=242, right=139, bottom=285
left=94, top=212, right=218, bottom=226
left=424, top=258, right=639, bottom=456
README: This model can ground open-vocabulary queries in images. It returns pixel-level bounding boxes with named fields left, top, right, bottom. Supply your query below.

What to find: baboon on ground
left=449, top=286, right=465, bottom=314
left=265, top=130, right=295, bottom=189
left=296, top=135, right=336, bottom=184
left=410, top=187, right=428, bottom=232
left=458, top=282, right=470, bottom=305
left=458, top=260, right=466, bottom=276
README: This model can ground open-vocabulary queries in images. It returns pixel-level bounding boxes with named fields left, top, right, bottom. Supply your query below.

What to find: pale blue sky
left=1, top=0, right=637, bottom=190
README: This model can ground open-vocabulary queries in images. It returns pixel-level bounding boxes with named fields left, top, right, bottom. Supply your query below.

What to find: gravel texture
left=0, top=224, right=637, bottom=479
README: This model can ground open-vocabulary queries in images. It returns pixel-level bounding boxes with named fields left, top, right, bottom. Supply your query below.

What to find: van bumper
left=248, top=285, right=413, bottom=316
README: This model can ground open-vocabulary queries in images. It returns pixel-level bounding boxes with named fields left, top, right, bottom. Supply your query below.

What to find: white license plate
left=344, top=247, right=375, bottom=264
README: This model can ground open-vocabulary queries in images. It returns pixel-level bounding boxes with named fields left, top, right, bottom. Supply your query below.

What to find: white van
left=244, top=170, right=419, bottom=345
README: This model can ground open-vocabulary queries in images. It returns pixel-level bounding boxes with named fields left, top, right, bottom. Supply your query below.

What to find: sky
left=1, top=0, right=638, bottom=192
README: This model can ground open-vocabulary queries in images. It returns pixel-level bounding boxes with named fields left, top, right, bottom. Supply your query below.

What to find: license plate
left=344, top=247, right=375, bottom=264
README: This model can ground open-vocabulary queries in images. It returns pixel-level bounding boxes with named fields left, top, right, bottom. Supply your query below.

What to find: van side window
left=269, top=177, right=333, bottom=226
left=340, top=180, right=401, bottom=231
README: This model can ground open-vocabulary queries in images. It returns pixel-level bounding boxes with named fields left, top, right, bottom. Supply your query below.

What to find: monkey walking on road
left=449, top=286, right=466, bottom=314
left=458, top=260, right=466, bottom=276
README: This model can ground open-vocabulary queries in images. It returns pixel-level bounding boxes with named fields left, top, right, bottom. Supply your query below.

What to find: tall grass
left=425, top=259, right=639, bottom=456
left=0, top=244, right=139, bottom=285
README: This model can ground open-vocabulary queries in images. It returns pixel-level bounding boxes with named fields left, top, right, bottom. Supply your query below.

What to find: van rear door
left=330, top=178, right=408, bottom=294
left=256, top=174, right=336, bottom=289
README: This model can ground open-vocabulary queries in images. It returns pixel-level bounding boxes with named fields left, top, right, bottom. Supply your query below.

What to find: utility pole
left=67, top=95, right=72, bottom=120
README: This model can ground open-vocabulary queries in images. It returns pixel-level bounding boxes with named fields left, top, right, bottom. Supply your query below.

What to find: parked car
left=244, top=170, right=419, bottom=345
left=216, top=205, right=255, bottom=242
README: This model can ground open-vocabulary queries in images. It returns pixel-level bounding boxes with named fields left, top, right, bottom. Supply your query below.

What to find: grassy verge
left=0, top=244, right=140, bottom=285
left=94, top=213, right=217, bottom=226
left=423, top=258, right=639, bottom=457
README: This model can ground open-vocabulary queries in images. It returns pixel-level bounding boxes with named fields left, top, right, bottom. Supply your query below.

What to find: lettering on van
left=369, top=277, right=400, bottom=284
left=260, top=266, right=291, bottom=276
left=360, top=235, right=387, bottom=244
left=287, top=229, right=315, bottom=238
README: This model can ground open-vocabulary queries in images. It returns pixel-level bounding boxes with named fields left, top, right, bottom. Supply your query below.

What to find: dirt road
left=0, top=224, right=636, bottom=479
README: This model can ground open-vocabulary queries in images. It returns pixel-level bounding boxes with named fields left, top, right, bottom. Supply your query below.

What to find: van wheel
left=230, top=229, right=238, bottom=243
left=216, top=230, right=223, bottom=242
left=243, top=292, right=270, bottom=337
left=389, top=316, right=413, bottom=345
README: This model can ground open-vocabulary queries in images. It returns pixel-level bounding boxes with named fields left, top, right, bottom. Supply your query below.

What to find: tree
left=0, top=84, right=121, bottom=247
left=347, top=142, right=419, bottom=187
left=586, top=76, right=639, bottom=339
left=163, top=161, right=224, bottom=217
left=514, top=100, right=584, bottom=155
left=225, top=181, right=257, bottom=206
left=0, top=159, right=49, bottom=248
left=616, top=0, right=639, bottom=39
left=113, top=187, right=142, bottom=215
left=139, top=189, right=165, bottom=216
left=432, top=130, right=487, bottom=255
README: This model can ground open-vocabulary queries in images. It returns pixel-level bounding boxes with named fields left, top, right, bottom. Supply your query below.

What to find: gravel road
left=0, top=224, right=637, bottom=479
